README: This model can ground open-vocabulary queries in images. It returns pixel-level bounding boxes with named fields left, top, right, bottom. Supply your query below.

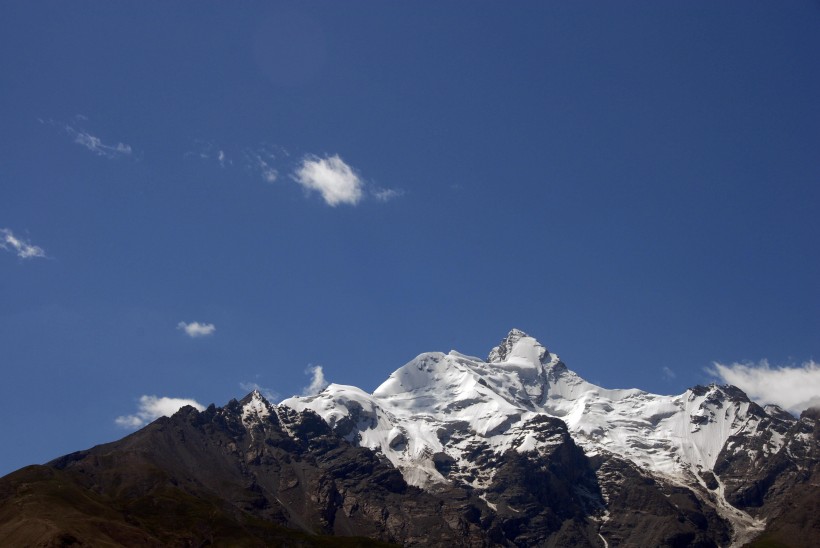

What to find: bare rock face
left=594, top=454, right=732, bottom=548
left=724, top=411, right=820, bottom=548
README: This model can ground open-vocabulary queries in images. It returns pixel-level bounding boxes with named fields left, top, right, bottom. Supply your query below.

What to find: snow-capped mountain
left=283, top=330, right=780, bottom=484
left=282, top=329, right=813, bottom=545
left=2, top=329, right=816, bottom=547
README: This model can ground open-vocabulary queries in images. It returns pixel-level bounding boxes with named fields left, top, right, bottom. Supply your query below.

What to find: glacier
left=283, top=329, right=783, bottom=489
left=271, top=329, right=803, bottom=544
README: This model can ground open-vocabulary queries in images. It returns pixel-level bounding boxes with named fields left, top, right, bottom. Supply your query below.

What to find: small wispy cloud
left=257, top=159, right=278, bottom=182
left=292, top=154, right=364, bottom=206
left=187, top=140, right=232, bottom=168
left=42, top=116, right=133, bottom=159
left=244, top=145, right=285, bottom=183
left=177, top=321, right=216, bottom=338
left=302, top=365, right=329, bottom=396
left=372, top=187, right=404, bottom=202
left=65, top=120, right=132, bottom=159
left=115, top=395, right=206, bottom=429
left=69, top=128, right=132, bottom=158
left=1, top=228, right=46, bottom=259
left=662, top=366, right=676, bottom=380
left=239, top=381, right=279, bottom=403
left=187, top=142, right=395, bottom=207
left=709, top=360, right=820, bottom=414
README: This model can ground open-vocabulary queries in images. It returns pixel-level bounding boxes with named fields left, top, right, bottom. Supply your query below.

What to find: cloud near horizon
left=709, top=360, right=820, bottom=414
left=293, top=154, right=364, bottom=206
left=302, top=365, right=329, bottom=396
left=177, top=321, right=216, bottom=338
left=1, top=228, right=46, bottom=259
left=115, top=395, right=206, bottom=429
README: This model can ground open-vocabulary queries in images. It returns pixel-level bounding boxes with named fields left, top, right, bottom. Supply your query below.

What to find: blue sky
left=1, top=2, right=819, bottom=475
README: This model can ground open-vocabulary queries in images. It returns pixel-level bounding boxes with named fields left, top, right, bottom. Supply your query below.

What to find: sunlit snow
left=284, top=330, right=785, bottom=489
left=278, top=329, right=794, bottom=543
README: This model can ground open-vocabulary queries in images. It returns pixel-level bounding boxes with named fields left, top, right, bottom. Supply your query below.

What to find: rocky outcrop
left=730, top=410, right=820, bottom=547
left=594, top=454, right=732, bottom=548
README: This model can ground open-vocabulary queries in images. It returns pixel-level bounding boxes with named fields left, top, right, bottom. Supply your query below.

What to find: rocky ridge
left=0, top=329, right=817, bottom=546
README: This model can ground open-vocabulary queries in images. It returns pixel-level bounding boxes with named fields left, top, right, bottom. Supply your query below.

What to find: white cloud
left=372, top=187, right=404, bottom=202
left=65, top=125, right=132, bottom=158
left=177, top=321, right=216, bottom=338
left=239, top=381, right=279, bottom=402
left=186, top=141, right=233, bottom=167
left=260, top=163, right=278, bottom=182
left=662, top=366, right=676, bottom=380
left=302, top=365, right=329, bottom=396
left=709, top=360, right=820, bottom=414
left=1, top=228, right=46, bottom=259
left=244, top=146, right=284, bottom=183
left=293, top=154, right=364, bottom=206
left=115, top=395, right=206, bottom=429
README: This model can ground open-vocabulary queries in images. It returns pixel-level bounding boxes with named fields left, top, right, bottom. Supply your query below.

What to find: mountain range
left=1, top=329, right=817, bottom=547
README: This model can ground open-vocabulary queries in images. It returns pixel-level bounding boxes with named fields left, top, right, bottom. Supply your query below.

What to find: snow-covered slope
left=283, top=329, right=787, bottom=491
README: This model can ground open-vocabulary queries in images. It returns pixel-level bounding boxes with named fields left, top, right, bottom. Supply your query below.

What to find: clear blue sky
left=1, top=2, right=818, bottom=475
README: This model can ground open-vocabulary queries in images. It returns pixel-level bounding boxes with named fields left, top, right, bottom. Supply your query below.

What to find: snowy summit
left=281, top=330, right=787, bottom=483
left=276, top=329, right=806, bottom=540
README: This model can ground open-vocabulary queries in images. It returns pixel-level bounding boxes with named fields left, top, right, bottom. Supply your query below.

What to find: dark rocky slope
left=1, top=392, right=817, bottom=546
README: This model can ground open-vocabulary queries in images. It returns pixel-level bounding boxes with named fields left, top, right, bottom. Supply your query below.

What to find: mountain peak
left=488, top=328, right=549, bottom=365
left=239, top=389, right=272, bottom=425
left=239, top=389, right=268, bottom=406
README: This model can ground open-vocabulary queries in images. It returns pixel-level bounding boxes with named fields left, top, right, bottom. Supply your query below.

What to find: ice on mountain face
left=372, top=352, right=449, bottom=401
left=282, top=328, right=788, bottom=518
left=283, top=384, right=390, bottom=443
